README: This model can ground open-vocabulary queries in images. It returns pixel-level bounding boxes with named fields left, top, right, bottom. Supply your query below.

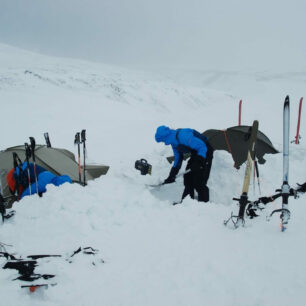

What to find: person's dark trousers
left=182, top=151, right=213, bottom=202
left=182, top=170, right=195, bottom=200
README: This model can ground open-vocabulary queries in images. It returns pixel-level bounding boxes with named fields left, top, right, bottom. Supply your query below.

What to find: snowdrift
left=1, top=44, right=306, bottom=306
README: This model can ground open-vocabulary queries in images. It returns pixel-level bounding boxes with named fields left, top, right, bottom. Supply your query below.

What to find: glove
left=163, top=167, right=179, bottom=184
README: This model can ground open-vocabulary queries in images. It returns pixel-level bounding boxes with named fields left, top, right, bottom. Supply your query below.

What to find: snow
left=1, top=43, right=306, bottom=305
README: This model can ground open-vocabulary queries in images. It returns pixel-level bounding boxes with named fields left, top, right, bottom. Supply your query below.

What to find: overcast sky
left=0, top=0, right=306, bottom=71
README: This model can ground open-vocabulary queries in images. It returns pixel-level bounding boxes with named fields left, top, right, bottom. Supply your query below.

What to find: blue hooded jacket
left=155, top=125, right=210, bottom=169
left=13, top=162, right=72, bottom=199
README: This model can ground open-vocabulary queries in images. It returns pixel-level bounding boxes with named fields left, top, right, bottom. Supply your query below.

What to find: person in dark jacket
left=155, top=125, right=214, bottom=203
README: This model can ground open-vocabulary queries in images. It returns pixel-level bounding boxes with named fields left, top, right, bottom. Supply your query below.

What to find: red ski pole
left=238, top=99, right=242, bottom=126
left=295, top=97, right=303, bottom=144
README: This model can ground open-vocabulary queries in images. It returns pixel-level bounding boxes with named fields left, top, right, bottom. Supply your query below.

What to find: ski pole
left=253, top=160, right=257, bottom=194
left=44, top=132, right=52, bottom=148
left=81, top=129, right=86, bottom=186
left=74, top=132, right=82, bottom=184
left=254, top=159, right=261, bottom=195
left=238, top=99, right=242, bottom=126
left=24, top=143, right=32, bottom=195
left=29, top=137, right=39, bottom=195
left=295, top=97, right=303, bottom=144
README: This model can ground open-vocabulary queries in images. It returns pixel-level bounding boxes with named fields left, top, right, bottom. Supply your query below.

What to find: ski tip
left=285, top=95, right=290, bottom=104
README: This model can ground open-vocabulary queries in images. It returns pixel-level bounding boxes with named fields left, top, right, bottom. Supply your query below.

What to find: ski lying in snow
left=21, top=283, right=57, bottom=292
left=270, top=96, right=291, bottom=231
left=146, top=183, right=163, bottom=188
left=224, top=120, right=259, bottom=228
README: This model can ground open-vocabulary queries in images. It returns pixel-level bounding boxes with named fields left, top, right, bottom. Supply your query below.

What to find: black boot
left=197, top=186, right=209, bottom=202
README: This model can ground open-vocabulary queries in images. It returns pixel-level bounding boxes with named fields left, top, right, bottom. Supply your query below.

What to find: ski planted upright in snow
left=24, top=143, right=32, bottom=195
left=29, top=137, right=39, bottom=194
left=270, top=96, right=291, bottom=231
left=224, top=120, right=259, bottom=228
left=281, top=96, right=291, bottom=231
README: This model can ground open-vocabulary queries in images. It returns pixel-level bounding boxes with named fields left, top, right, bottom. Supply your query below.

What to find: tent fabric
left=202, top=125, right=279, bottom=168
left=0, top=145, right=109, bottom=199
left=167, top=125, right=279, bottom=169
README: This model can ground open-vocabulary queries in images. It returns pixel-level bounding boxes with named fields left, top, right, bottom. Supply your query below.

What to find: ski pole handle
left=81, top=129, right=86, bottom=143
left=74, top=132, right=81, bottom=144
left=25, top=143, right=31, bottom=161
left=29, top=137, right=35, bottom=148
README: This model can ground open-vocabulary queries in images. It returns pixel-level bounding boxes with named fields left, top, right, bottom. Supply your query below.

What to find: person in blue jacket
left=155, top=125, right=214, bottom=203
left=7, top=162, right=72, bottom=200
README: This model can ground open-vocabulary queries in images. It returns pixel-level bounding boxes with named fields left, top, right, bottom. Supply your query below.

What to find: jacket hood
left=155, top=126, right=177, bottom=145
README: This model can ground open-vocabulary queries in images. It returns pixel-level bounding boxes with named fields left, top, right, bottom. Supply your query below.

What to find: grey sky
left=0, top=0, right=305, bottom=70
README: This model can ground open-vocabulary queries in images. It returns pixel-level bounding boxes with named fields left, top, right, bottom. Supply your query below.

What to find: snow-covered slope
left=1, top=44, right=306, bottom=306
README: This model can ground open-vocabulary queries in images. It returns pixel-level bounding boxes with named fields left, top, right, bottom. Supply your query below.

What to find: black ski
left=44, top=132, right=52, bottom=148
left=29, top=137, right=39, bottom=194
left=24, top=143, right=32, bottom=195
left=225, top=120, right=259, bottom=227
left=12, top=152, right=23, bottom=199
